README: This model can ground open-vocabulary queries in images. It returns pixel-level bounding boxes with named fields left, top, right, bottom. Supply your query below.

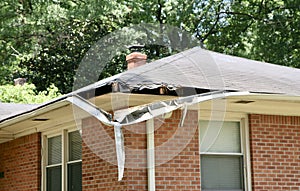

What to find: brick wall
left=81, top=109, right=200, bottom=190
left=154, top=110, right=200, bottom=190
left=82, top=117, right=128, bottom=191
left=3, top=113, right=299, bottom=191
left=0, top=133, right=41, bottom=191
left=249, top=114, right=300, bottom=191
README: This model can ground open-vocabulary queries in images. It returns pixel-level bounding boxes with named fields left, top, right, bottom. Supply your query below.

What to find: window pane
left=68, top=162, right=82, bottom=191
left=201, top=155, right=243, bottom=190
left=47, top=166, right=62, bottom=191
left=200, top=121, right=241, bottom=153
left=48, top=135, right=62, bottom=165
left=69, top=131, right=82, bottom=161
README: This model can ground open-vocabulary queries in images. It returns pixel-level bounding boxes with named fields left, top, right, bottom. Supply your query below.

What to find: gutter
left=0, top=89, right=253, bottom=182
left=66, top=91, right=253, bottom=182
left=4, top=89, right=291, bottom=184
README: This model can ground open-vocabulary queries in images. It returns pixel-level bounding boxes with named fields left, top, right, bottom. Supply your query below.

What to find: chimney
left=14, top=78, right=26, bottom=86
left=126, top=52, right=147, bottom=70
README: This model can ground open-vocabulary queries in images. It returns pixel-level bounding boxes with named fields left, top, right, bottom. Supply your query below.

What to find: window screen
left=48, top=135, right=62, bottom=165
left=69, top=131, right=82, bottom=161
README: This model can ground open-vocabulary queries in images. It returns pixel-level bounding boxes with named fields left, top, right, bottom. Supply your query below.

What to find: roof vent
left=234, top=100, right=254, bottom=104
left=32, top=118, right=49, bottom=121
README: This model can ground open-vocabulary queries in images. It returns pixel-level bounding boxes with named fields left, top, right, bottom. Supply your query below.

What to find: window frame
left=198, top=113, right=252, bottom=191
left=42, top=127, right=82, bottom=191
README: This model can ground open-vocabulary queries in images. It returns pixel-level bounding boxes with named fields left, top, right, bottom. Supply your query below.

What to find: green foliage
left=0, top=0, right=129, bottom=93
left=0, top=83, right=61, bottom=104
left=122, top=0, right=300, bottom=67
left=250, top=0, right=300, bottom=67
left=0, top=0, right=299, bottom=94
left=198, top=0, right=300, bottom=68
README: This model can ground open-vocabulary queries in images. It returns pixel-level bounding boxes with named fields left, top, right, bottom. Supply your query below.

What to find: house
left=0, top=47, right=299, bottom=191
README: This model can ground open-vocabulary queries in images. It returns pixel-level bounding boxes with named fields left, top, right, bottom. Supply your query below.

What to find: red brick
left=249, top=114, right=300, bottom=191
left=0, top=133, right=41, bottom=191
left=81, top=110, right=200, bottom=190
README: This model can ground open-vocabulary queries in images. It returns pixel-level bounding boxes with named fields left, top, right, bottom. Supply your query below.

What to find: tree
left=250, top=0, right=300, bottom=67
left=193, top=0, right=300, bottom=68
left=0, top=0, right=130, bottom=93
left=0, top=83, right=61, bottom=104
left=1, top=0, right=299, bottom=94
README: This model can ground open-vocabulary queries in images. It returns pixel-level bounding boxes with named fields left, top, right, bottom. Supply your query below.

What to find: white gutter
left=147, top=119, right=155, bottom=191
left=113, top=91, right=252, bottom=124
left=66, top=96, right=125, bottom=181
left=66, top=91, right=253, bottom=182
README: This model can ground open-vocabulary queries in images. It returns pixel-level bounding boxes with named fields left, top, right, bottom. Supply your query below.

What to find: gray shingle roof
left=0, top=103, right=39, bottom=121
left=87, top=47, right=300, bottom=95
left=1, top=47, right=300, bottom=123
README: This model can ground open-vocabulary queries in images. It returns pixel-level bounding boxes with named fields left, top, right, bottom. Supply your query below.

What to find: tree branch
left=200, top=3, right=222, bottom=43
left=156, top=0, right=163, bottom=24
left=218, top=11, right=257, bottom=19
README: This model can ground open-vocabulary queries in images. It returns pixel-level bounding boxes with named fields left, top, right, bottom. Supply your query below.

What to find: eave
left=1, top=92, right=300, bottom=144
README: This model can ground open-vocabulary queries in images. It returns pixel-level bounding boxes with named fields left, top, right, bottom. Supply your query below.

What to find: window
left=68, top=131, right=82, bottom=191
left=47, top=135, right=62, bottom=190
left=44, top=130, right=82, bottom=191
left=199, top=120, right=249, bottom=191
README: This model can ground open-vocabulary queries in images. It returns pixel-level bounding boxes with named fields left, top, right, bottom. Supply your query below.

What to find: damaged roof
left=78, top=47, right=300, bottom=96
left=1, top=46, right=300, bottom=125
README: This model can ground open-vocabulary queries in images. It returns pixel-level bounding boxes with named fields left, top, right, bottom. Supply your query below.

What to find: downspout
left=146, top=119, right=155, bottom=191
left=128, top=49, right=156, bottom=189
left=66, top=95, right=125, bottom=181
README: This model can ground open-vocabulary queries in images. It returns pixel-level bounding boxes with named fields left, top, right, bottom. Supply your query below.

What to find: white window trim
left=198, top=113, right=252, bottom=191
left=242, top=117, right=252, bottom=191
left=41, top=127, right=82, bottom=191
